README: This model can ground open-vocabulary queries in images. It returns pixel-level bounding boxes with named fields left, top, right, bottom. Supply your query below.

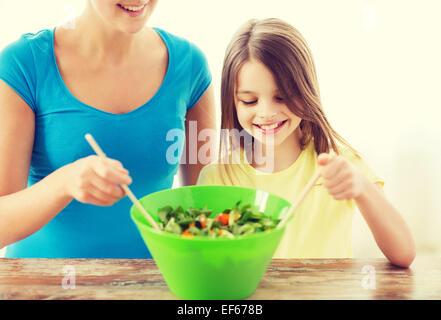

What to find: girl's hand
left=317, top=153, right=367, bottom=200
left=62, top=155, right=132, bottom=206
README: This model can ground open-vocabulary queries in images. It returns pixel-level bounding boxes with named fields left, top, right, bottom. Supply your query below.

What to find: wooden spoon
left=277, top=151, right=336, bottom=230
left=84, top=133, right=161, bottom=231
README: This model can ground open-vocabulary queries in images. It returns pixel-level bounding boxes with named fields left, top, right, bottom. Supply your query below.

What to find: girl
left=197, top=18, right=415, bottom=268
left=0, top=0, right=216, bottom=258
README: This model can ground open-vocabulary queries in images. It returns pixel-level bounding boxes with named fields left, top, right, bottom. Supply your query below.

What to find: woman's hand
left=317, top=153, right=367, bottom=200
left=62, top=156, right=132, bottom=206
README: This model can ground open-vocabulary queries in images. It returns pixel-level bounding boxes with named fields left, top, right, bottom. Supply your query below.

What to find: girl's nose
left=256, top=102, right=277, bottom=121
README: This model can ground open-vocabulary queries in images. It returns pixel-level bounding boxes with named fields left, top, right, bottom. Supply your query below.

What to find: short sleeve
left=341, top=148, right=385, bottom=188
left=197, top=163, right=221, bottom=185
left=187, top=42, right=212, bottom=110
left=0, top=35, right=37, bottom=112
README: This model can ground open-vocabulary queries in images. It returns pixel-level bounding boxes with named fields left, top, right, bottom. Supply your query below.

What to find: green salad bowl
left=130, top=185, right=292, bottom=300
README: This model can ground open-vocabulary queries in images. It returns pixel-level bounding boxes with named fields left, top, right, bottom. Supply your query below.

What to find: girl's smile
left=235, top=58, right=302, bottom=147
left=253, top=120, right=288, bottom=135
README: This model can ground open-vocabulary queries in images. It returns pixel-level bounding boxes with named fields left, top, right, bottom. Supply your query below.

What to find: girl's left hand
left=317, top=153, right=367, bottom=200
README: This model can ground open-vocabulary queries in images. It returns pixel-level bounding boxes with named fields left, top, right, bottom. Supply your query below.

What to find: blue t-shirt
left=0, top=27, right=212, bottom=258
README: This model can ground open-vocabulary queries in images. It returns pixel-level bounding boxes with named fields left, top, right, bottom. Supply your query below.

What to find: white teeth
left=262, top=124, right=278, bottom=130
left=120, top=3, right=146, bottom=11
left=258, top=121, right=284, bottom=130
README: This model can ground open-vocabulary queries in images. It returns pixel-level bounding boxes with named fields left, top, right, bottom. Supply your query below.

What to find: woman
left=0, top=0, right=216, bottom=258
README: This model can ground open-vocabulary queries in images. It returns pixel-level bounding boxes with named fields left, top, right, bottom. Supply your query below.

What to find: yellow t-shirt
left=196, top=141, right=383, bottom=259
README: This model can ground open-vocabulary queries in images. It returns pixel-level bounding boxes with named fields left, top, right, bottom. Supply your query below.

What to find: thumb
left=317, top=153, right=331, bottom=166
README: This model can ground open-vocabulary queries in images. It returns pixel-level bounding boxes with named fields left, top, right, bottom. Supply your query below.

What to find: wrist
left=52, top=164, right=75, bottom=203
left=354, top=173, right=371, bottom=202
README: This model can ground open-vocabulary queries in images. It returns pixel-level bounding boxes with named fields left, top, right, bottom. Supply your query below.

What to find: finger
left=88, top=184, right=121, bottom=204
left=105, top=158, right=123, bottom=167
left=317, top=153, right=331, bottom=166
left=105, top=158, right=129, bottom=173
left=92, top=195, right=118, bottom=207
left=93, top=161, right=132, bottom=186
left=321, top=156, right=344, bottom=179
left=322, top=167, right=352, bottom=189
left=89, top=173, right=126, bottom=199
left=332, top=190, right=354, bottom=201
left=77, top=188, right=118, bottom=206
left=326, top=179, right=353, bottom=196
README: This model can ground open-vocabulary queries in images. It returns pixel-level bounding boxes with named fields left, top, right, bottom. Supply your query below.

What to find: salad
left=156, top=201, right=281, bottom=239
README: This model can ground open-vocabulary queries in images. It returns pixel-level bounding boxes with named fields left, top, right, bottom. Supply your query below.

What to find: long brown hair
left=217, top=18, right=358, bottom=184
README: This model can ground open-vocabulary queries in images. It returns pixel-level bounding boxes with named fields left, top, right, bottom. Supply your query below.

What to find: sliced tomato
left=216, top=213, right=229, bottom=225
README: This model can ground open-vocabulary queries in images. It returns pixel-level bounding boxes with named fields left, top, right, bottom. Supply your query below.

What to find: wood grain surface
left=0, top=257, right=439, bottom=300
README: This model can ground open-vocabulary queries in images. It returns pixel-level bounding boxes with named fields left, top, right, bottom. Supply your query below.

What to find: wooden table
left=0, top=257, right=439, bottom=300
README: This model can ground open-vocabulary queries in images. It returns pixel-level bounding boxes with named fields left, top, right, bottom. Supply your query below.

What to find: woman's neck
left=249, top=128, right=303, bottom=174
left=63, top=5, right=151, bottom=66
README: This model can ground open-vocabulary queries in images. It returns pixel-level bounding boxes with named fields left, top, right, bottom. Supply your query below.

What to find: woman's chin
left=118, top=24, right=146, bottom=34
left=113, top=18, right=149, bottom=34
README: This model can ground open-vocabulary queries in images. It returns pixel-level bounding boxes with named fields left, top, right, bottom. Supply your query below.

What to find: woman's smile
left=117, top=1, right=149, bottom=17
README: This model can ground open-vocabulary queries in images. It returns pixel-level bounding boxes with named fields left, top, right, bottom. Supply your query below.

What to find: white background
left=1, top=0, right=440, bottom=259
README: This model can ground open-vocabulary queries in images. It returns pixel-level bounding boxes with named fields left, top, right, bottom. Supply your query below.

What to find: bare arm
left=0, top=80, right=131, bottom=249
left=0, top=80, right=73, bottom=248
left=180, top=84, right=217, bottom=186
left=355, top=179, right=416, bottom=268
left=318, top=153, right=416, bottom=268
